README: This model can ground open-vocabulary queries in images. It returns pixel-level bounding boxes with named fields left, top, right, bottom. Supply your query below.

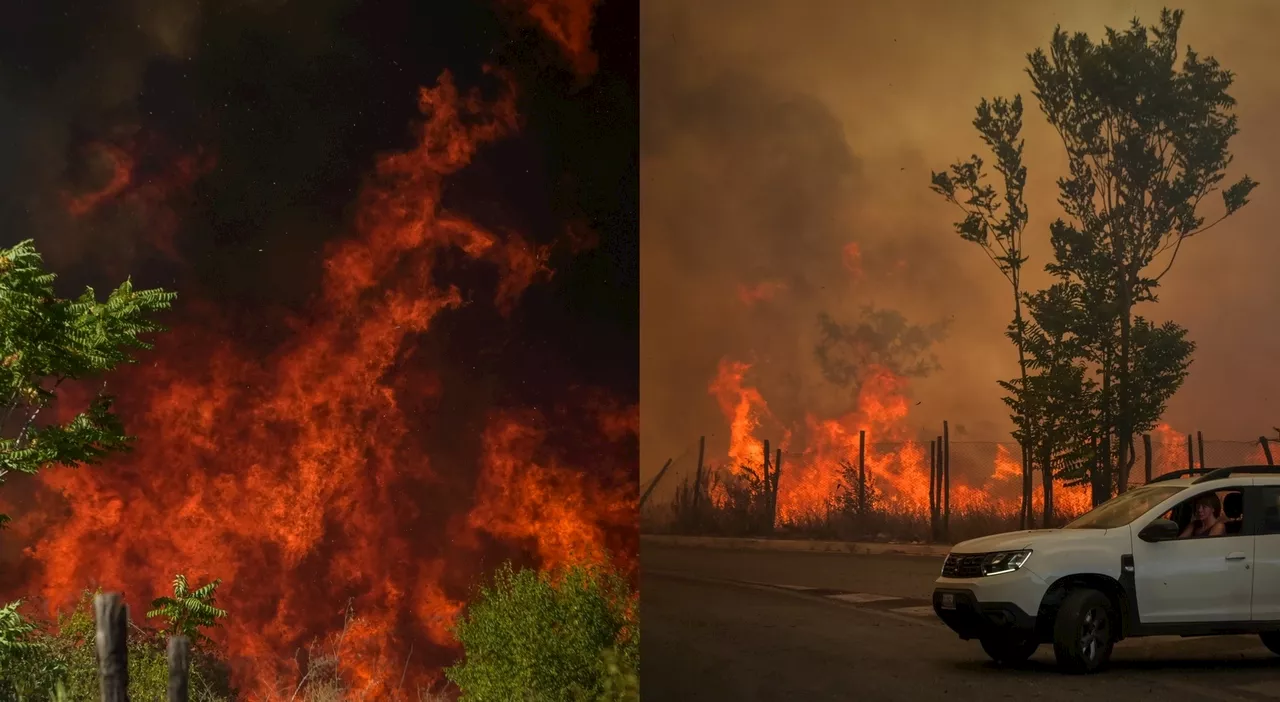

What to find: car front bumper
left=933, top=568, right=1047, bottom=640
left=932, top=588, right=1037, bottom=640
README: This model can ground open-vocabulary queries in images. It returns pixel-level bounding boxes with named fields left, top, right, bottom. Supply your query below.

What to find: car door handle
left=1227, top=552, right=1248, bottom=561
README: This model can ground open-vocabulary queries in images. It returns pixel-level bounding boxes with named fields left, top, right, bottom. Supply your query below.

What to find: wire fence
left=641, top=428, right=1278, bottom=545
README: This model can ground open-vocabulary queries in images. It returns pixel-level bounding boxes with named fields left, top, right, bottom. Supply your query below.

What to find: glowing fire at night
left=2, top=66, right=635, bottom=697
left=510, top=0, right=601, bottom=78
left=62, top=138, right=216, bottom=261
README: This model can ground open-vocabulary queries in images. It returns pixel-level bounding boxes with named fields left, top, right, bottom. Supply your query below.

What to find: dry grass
left=643, top=471, right=1088, bottom=544
left=257, top=601, right=456, bottom=702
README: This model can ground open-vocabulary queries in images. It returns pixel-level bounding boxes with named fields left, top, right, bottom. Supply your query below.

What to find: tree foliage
left=446, top=560, right=639, bottom=702
left=1028, top=8, right=1256, bottom=491
left=814, top=307, right=948, bottom=387
left=0, top=591, right=232, bottom=702
left=147, top=574, right=229, bottom=647
left=934, top=8, right=1254, bottom=510
left=998, top=283, right=1096, bottom=502
left=930, top=95, right=1037, bottom=523
left=0, top=239, right=175, bottom=526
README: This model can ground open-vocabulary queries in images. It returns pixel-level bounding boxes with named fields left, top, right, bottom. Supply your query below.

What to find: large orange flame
left=2, top=68, right=634, bottom=698
left=705, top=360, right=1185, bottom=525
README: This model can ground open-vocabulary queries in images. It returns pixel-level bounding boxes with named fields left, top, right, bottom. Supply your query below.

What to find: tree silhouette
left=931, top=95, right=1035, bottom=526
left=1027, top=8, right=1256, bottom=492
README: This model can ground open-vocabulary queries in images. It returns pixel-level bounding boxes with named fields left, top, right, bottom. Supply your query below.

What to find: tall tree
left=0, top=240, right=175, bottom=527
left=930, top=96, right=1037, bottom=527
left=1027, top=8, right=1257, bottom=493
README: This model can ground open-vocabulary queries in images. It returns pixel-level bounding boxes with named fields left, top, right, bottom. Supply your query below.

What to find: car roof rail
left=1190, top=465, right=1280, bottom=484
left=1149, top=468, right=1214, bottom=484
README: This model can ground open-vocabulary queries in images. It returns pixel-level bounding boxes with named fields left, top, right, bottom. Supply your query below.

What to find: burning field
left=702, top=358, right=1260, bottom=527
left=0, top=0, right=636, bottom=697
left=639, top=0, right=1279, bottom=540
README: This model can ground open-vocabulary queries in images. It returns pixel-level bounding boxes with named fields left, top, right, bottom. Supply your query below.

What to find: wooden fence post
left=934, top=435, right=942, bottom=529
left=692, top=436, right=706, bottom=514
left=943, top=421, right=951, bottom=541
left=1197, top=431, right=1206, bottom=470
left=857, top=430, right=867, bottom=516
left=167, top=636, right=190, bottom=702
left=1261, top=436, right=1275, bottom=466
left=1143, top=434, right=1153, bottom=483
left=773, top=447, right=783, bottom=523
left=762, top=439, right=772, bottom=532
left=95, top=592, right=129, bottom=702
left=1186, top=434, right=1194, bottom=472
left=928, top=439, right=937, bottom=540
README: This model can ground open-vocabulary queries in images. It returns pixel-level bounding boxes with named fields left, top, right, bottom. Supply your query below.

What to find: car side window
left=1162, top=487, right=1247, bottom=538
left=1258, top=487, right=1280, bottom=535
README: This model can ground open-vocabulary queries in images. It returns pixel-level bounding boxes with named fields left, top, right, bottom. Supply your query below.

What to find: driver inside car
left=1179, top=492, right=1227, bottom=538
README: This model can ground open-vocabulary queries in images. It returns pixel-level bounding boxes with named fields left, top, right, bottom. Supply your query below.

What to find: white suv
left=932, top=466, right=1280, bottom=673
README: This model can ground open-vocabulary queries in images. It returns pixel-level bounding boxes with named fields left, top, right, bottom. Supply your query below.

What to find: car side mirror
left=1139, top=518, right=1180, bottom=543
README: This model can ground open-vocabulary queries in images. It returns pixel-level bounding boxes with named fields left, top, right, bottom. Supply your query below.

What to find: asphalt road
left=642, top=544, right=1280, bottom=701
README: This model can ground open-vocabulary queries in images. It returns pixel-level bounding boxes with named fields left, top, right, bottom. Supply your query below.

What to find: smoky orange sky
left=640, top=0, right=1280, bottom=483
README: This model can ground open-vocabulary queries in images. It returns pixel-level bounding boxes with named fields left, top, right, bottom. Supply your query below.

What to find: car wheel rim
left=1079, top=606, right=1109, bottom=662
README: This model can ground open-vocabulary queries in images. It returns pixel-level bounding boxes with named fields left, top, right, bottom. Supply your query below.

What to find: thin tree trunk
left=1011, top=283, right=1033, bottom=530
left=1041, top=437, right=1054, bottom=528
left=1115, top=247, right=1134, bottom=494
left=1097, top=351, right=1113, bottom=507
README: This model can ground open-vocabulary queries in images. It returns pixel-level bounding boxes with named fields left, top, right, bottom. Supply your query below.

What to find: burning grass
left=1, top=557, right=639, bottom=701
left=642, top=467, right=1091, bottom=545
left=678, top=355, right=1259, bottom=545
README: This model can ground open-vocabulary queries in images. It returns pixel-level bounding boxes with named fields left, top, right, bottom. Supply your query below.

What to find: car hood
left=950, top=528, right=1111, bottom=554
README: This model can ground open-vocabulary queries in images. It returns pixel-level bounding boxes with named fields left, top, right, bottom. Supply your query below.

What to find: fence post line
left=857, top=430, right=867, bottom=517
left=94, top=592, right=129, bottom=702
left=167, top=636, right=191, bottom=702
left=692, top=436, right=706, bottom=515
left=943, top=421, right=950, bottom=541
left=1261, top=437, right=1276, bottom=466
left=1186, top=434, right=1194, bottom=472
left=1197, top=431, right=1206, bottom=470
left=1143, top=434, right=1153, bottom=483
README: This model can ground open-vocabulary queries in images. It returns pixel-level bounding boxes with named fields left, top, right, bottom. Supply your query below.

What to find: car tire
left=1052, top=587, right=1114, bottom=674
left=1260, top=632, right=1280, bottom=655
left=980, top=634, right=1039, bottom=665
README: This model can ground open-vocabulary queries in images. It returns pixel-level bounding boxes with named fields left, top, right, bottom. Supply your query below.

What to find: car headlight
left=982, top=550, right=1032, bottom=576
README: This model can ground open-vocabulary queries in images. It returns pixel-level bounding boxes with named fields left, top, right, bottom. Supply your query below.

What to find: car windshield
left=1062, top=485, right=1185, bottom=529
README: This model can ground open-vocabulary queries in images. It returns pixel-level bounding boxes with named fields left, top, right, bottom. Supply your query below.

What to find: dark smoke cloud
left=641, top=1, right=979, bottom=474
left=0, top=0, right=368, bottom=292
left=642, top=0, right=1280, bottom=480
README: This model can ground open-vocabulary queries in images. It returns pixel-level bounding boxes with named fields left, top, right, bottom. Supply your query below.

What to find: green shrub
left=0, top=599, right=64, bottom=700
left=0, top=592, right=233, bottom=702
left=445, top=560, right=639, bottom=702
left=585, top=646, right=639, bottom=702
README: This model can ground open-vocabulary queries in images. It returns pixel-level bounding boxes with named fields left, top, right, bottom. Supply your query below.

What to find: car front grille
left=942, top=553, right=985, bottom=578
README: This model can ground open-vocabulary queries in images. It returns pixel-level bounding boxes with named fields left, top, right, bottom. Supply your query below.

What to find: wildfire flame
left=736, top=280, right=787, bottom=307
left=2, top=67, right=635, bottom=698
left=704, top=360, right=1217, bottom=525
left=62, top=138, right=216, bottom=260
left=509, top=0, right=601, bottom=78
left=842, top=242, right=862, bottom=280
